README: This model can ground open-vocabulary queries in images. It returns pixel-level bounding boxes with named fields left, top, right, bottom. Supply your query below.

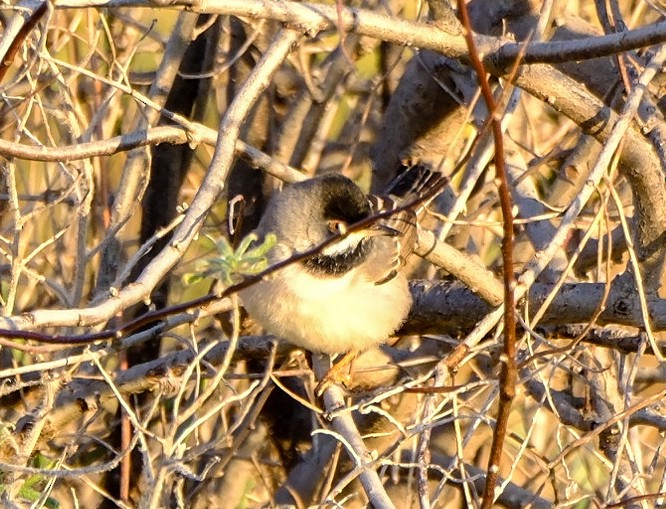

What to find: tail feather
left=384, top=164, right=447, bottom=211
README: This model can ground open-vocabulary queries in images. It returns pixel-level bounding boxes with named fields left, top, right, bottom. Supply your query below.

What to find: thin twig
left=456, top=2, right=516, bottom=507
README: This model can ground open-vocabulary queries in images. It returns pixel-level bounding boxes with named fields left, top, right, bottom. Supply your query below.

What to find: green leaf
left=182, top=233, right=277, bottom=287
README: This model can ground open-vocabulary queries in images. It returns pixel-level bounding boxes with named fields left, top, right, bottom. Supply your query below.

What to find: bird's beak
left=361, top=223, right=400, bottom=238
left=323, top=222, right=399, bottom=257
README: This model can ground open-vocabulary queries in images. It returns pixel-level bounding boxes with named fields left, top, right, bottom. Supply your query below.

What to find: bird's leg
left=315, top=351, right=358, bottom=396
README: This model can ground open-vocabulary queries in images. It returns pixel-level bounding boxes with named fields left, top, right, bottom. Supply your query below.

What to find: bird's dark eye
left=328, top=220, right=348, bottom=235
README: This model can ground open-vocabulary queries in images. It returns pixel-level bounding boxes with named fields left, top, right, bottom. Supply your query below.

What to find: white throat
left=321, top=231, right=367, bottom=256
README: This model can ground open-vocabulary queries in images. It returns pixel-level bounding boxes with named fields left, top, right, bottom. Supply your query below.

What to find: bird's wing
left=366, top=195, right=416, bottom=285
left=366, top=165, right=446, bottom=285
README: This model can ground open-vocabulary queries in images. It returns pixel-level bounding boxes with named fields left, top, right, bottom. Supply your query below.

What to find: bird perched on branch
left=239, top=166, right=446, bottom=391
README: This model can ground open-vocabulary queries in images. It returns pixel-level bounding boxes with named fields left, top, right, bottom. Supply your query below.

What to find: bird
left=239, top=166, right=446, bottom=391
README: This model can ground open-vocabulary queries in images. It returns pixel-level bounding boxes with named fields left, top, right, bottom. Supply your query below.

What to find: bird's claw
left=315, top=369, right=352, bottom=397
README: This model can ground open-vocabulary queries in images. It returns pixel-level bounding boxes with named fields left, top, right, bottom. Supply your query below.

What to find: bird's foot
left=314, top=351, right=357, bottom=397
left=315, top=369, right=352, bottom=397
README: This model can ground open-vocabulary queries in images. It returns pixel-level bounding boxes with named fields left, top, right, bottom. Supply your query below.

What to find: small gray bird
left=239, top=167, right=444, bottom=385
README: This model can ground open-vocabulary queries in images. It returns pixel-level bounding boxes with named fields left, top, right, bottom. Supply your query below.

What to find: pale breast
left=239, top=263, right=412, bottom=354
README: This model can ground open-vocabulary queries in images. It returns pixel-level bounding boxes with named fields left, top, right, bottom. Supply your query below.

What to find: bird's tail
left=379, top=164, right=448, bottom=215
